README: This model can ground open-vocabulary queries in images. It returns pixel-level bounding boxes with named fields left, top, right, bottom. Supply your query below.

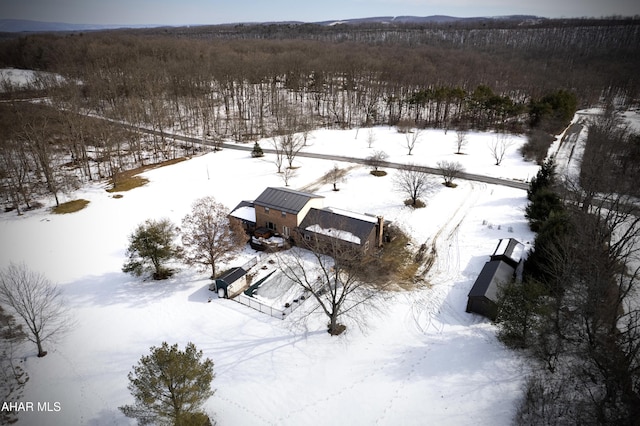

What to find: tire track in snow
left=410, top=182, right=486, bottom=334
left=373, top=183, right=486, bottom=423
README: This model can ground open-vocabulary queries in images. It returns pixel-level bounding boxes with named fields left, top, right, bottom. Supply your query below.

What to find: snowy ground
left=0, top=68, right=66, bottom=92
left=0, top=119, right=542, bottom=425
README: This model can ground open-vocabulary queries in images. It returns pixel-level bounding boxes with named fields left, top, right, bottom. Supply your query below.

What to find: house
left=210, top=267, right=248, bottom=299
left=466, top=238, right=524, bottom=320
left=229, top=187, right=388, bottom=254
left=229, top=200, right=256, bottom=233
left=253, top=187, right=324, bottom=240
left=297, top=207, right=385, bottom=254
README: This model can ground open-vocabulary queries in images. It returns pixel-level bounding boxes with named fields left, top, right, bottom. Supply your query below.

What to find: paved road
left=123, top=124, right=530, bottom=191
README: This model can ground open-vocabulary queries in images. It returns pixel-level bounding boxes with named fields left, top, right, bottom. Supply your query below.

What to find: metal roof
left=217, top=267, right=247, bottom=285
left=254, top=187, right=323, bottom=214
left=491, top=238, right=524, bottom=266
left=467, top=260, right=515, bottom=302
left=299, top=208, right=377, bottom=246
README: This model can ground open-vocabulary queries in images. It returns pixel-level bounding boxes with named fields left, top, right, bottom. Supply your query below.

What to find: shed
left=210, top=267, right=247, bottom=299
left=490, top=238, right=524, bottom=268
left=466, top=260, right=516, bottom=319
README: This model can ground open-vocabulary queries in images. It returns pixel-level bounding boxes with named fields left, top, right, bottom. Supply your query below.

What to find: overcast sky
left=2, top=0, right=639, bottom=26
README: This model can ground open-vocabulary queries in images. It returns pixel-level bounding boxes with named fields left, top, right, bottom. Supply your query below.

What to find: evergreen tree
left=120, top=342, right=215, bottom=426
left=525, top=188, right=563, bottom=232
left=527, top=158, right=557, bottom=201
left=251, top=142, right=264, bottom=158
left=122, top=218, right=181, bottom=280
left=496, top=278, right=546, bottom=349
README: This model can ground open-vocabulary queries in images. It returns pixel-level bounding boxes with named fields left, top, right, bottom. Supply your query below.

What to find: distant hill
left=314, top=15, right=543, bottom=25
left=0, top=15, right=546, bottom=33
left=0, top=19, right=160, bottom=33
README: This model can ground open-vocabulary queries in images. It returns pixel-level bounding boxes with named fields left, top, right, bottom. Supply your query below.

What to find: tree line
left=0, top=19, right=636, bottom=213
left=497, top=125, right=640, bottom=424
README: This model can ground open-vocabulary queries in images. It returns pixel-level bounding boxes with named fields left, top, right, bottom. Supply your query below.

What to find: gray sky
left=1, top=0, right=639, bottom=26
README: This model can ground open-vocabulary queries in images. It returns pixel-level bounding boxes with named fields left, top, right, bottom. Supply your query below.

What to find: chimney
left=377, top=216, right=384, bottom=248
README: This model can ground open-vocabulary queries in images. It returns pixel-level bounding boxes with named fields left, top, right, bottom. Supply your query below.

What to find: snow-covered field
left=0, top=124, right=539, bottom=425
left=0, top=68, right=66, bottom=92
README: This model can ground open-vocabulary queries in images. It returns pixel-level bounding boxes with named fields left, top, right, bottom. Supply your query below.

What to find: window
left=264, top=207, right=270, bottom=214
left=281, top=211, right=286, bottom=218
left=267, top=221, right=276, bottom=231
left=283, top=226, right=290, bottom=237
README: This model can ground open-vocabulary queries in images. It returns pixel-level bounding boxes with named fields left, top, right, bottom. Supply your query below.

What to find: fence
left=232, top=291, right=311, bottom=320
left=241, top=256, right=259, bottom=271
left=234, top=293, right=287, bottom=319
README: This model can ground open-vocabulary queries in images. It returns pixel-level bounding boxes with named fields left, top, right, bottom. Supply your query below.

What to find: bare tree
left=455, top=129, right=468, bottom=154
left=181, top=196, right=246, bottom=279
left=281, top=167, right=297, bottom=187
left=404, top=128, right=422, bottom=155
left=489, top=132, right=513, bottom=166
left=436, top=160, right=465, bottom=187
left=281, top=133, right=304, bottom=168
left=364, top=150, right=389, bottom=174
left=327, top=163, right=345, bottom=191
left=394, top=163, right=435, bottom=207
left=270, top=136, right=285, bottom=173
left=277, top=236, right=379, bottom=335
left=0, top=263, right=71, bottom=357
left=366, top=129, right=376, bottom=148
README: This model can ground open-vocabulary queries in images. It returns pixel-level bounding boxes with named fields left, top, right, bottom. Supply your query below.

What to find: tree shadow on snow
left=62, top=270, right=202, bottom=308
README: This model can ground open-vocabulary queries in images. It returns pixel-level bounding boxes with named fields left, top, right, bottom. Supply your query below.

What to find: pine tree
left=120, top=342, right=215, bottom=426
left=527, top=158, right=556, bottom=201
left=251, top=142, right=264, bottom=158
left=122, top=218, right=181, bottom=280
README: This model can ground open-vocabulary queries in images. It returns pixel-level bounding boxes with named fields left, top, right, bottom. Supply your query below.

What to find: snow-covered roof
left=491, top=238, right=524, bottom=265
left=299, top=208, right=378, bottom=246
left=324, top=206, right=379, bottom=223
left=230, top=205, right=256, bottom=223
left=305, top=224, right=361, bottom=244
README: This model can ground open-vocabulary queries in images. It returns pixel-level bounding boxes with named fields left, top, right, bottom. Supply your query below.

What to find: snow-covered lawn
left=0, top=125, right=537, bottom=425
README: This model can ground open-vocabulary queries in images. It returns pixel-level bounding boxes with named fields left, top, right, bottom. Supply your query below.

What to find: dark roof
left=254, top=187, right=323, bottom=214
left=490, top=238, right=524, bottom=267
left=298, top=208, right=377, bottom=245
left=468, top=260, right=515, bottom=302
left=217, top=267, right=247, bottom=285
left=231, top=200, right=254, bottom=211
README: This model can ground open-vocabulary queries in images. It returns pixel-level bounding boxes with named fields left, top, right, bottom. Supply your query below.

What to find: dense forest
left=0, top=17, right=638, bottom=209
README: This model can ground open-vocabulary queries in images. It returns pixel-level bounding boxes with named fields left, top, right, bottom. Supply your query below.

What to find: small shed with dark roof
left=209, top=267, right=247, bottom=299
left=466, top=238, right=524, bottom=320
